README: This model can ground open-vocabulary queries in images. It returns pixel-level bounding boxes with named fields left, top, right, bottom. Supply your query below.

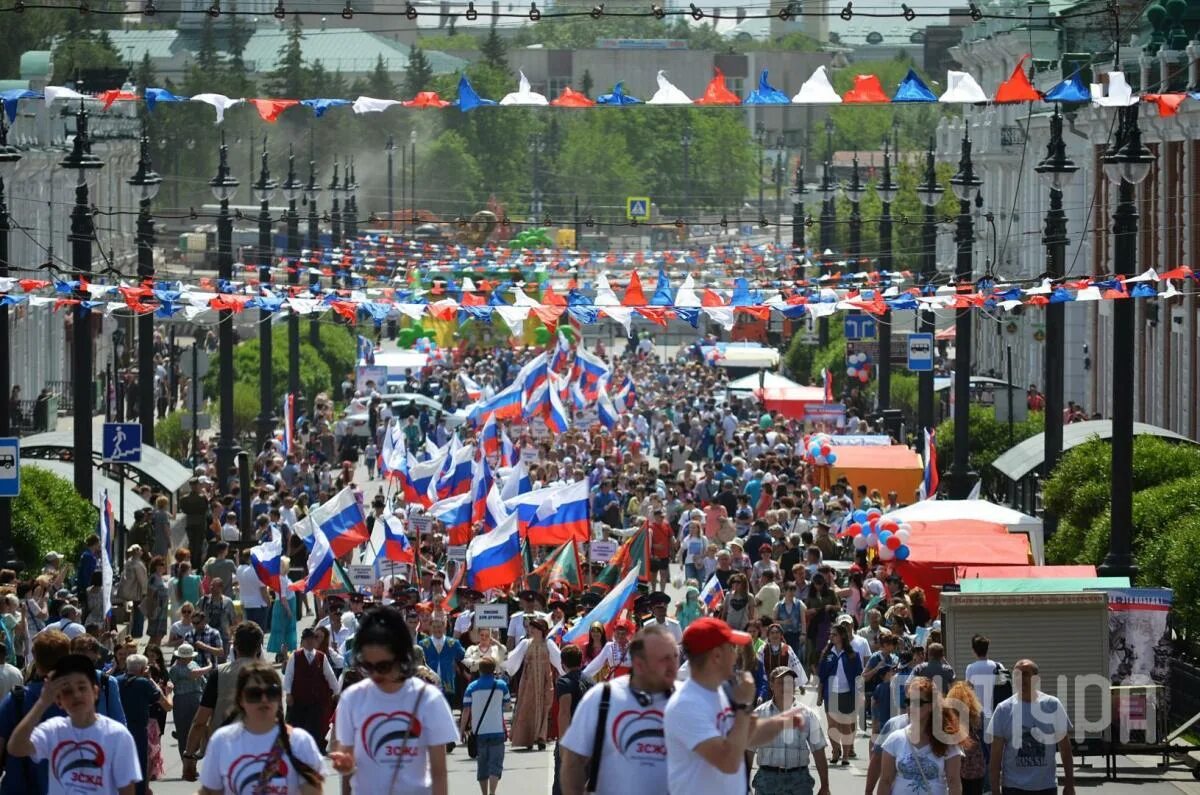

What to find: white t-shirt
left=850, top=633, right=872, bottom=667
left=334, top=676, right=458, bottom=794
left=559, top=677, right=669, bottom=795
left=199, top=722, right=323, bottom=795
left=235, top=564, right=269, bottom=609
left=663, top=678, right=743, bottom=795
left=964, top=659, right=999, bottom=718
left=30, top=714, right=141, bottom=795
left=880, top=729, right=963, bottom=795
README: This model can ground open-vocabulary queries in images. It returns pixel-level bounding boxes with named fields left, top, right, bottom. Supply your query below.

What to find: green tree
left=12, top=468, right=97, bottom=576
left=194, top=14, right=223, bottom=77
left=404, top=47, right=434, bottom=96
left=415, top=129, right=485, bottom=208
left=365, top=53, right=396, bottom=97
left=225, top=3, right=256, bottom=97
left=556, top=116, right=641, bottom=218
left=267, top=14, right=308, bottom=97
left=479, top=26, right=509, bottom=74
left=934, top=404, right=1045, bottom=497
left=51, top=29, right=124, bottom=82
left=580, top=69, right=594, bottom=98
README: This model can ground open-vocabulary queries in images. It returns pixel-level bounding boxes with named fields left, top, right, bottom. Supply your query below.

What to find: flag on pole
left=527, top=540, right=584, bottom=591
left=97, top=489, right=115, bottom=624
left=357, top=334, right=376, bottom=364
left=499, top=427, right=516, bottom=468
left=919, top=427, right=939, bottom=500
left=250, top=536, right=285, bottom=593
left=699, top=574, right=725, bottom=610
left=821, top=368, right=834, bottom=401
left=466, top=511, right=524, bottom=591
left=280, top=393, right=295, bottom=454
left=381, top=514, right=415, bottom=563
left=597, top=386, right=619, bottom=430
left=458, top=372, right=483, bottom=401
left=562, top=567, right=640, bottom=643
left=480, top=413, right=500, bottom=459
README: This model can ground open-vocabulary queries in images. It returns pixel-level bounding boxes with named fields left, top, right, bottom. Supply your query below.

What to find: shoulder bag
left=466, top=682, right=500, bottom=759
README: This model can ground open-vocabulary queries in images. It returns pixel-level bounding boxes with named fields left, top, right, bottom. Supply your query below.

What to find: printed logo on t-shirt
left=1015, top=730, right=1046, bottom=768
left=227, top=752, right=289, bottom=795
left=361, top=711, right=423, bottom=765
left=610, top=709, right=665, bottom=764
left=715, top=706, right=735, bottom=736
left=51, top=739, right=106, bottom=792
left=897, top=750, right=940, bottom=793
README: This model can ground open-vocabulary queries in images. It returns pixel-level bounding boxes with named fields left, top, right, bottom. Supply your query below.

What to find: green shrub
left=154, top=411, right=189, bottom=461
left=315, top=324, right=357, bottom=388
left=935, top=404, right=1044, bottom=495
left=12, top=468, right=97, bottom=576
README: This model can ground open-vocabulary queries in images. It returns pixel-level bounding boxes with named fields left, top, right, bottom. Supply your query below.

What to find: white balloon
left=853, top=534, right=868, bottom=550
left=866, top=532, right=879, bottom=547
left=897, top=529, right=911, bottom=542
left=878, top=545, right=896, bottom=560
left=846, top=367, right=857, bottom=377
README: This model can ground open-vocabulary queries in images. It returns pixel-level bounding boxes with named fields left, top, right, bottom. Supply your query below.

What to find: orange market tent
left=754, top=385, right=827, bottom=419
left=894, top=520, right=1032, bottom=614
left=828, top=445, right=923, bottom=500
left=956, top=565, right=1096, bottom=580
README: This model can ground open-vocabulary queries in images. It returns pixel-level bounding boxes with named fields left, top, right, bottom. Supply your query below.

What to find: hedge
left=12, top=468, right=96, bottom=576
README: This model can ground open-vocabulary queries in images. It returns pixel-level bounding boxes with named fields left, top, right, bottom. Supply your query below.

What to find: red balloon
left=845, top=522, right=862, bottom=537
left=886, top=535, right=902, bottom=550
left=880, top=519, right=899, bottom=534
left=866, top=508, right=882, bottom=519
left=867, top=516, right=879, bottom=530
left=820, top=445, right=832, bottom=457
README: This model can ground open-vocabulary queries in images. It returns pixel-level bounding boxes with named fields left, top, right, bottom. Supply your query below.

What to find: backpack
left=992, top=660, right=1013, bottom=704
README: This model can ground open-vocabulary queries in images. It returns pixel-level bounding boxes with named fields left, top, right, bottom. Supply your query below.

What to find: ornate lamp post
left=251, top=139, right=277, bottom=453
left=947, top=132, right=982, bottom=499
left=281, top=149, right=303, bottom=416
left=876, top=134, right=900, bottom=411
left=0, top=118, right=22, bottom=563
left=210, top=134, right=239, bottom=490
left=127, top=129, right=161, bottom=445
left=915, top=140, right=943, bottom=449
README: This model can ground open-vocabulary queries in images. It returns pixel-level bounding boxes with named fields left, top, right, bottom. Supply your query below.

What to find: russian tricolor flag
left=470, top=454, right=494, bottom=525
left=569, top=379, right=587, bottom=411
left=920, top=427, right=939, bottom=501
left=499, top=460, right=532, bottom=501
left=480, top=413, right=500, bottom=460
left=429, top=492, right=474, bottom=546
left=250, top=536, right=284, bottom=593
left=516, top=352, right=549, bottom=406
left=574, top=347, right=610, bottom=401
left=405, top=449, right=447, bottom=507
left=545, top=382, right=570, bottom=434
left=459, top=372, right=483, bottom=401
left=378, top=422, right=404, bottom=480
left=312, top=487, right=371, bottom=558
left=292, top=525, right=338, bottom=593
left=821, top=367, right=834, bottom=401
left=357, top=334, right=376, bottom=365
left=597, top=387, right=619, bottom=430
left=550, top=328, right=572, bottom=373
left=507, top=479, right=591, bottom=545
left=499, top=427, right=516, bottom=468
left=484, top=482, right=511, bottom=532
left=281, top=393, right=295, bottom=454
left=466, top=510, right=524, bottom=592
left=523, top=381, right=549, bottom=422
left=381, top=514, right=415, bottom=563
left=699, top=574, right=724, bottom=610
left=468, top=382, right=522, bottom=428
left=615, top=376, right=636, bottom=411
left=437, top=443, right=476, bottom=500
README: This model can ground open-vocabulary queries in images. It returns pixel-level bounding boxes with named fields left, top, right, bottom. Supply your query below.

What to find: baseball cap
left=770, top=666, right=798, bottom=681
left=835, top=613, right=855, bottom=627
left=682, top=617, right=751, bottom=656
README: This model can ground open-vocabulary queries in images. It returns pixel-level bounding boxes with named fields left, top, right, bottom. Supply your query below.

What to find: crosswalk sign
left=626, top=197, right=650, bottom=220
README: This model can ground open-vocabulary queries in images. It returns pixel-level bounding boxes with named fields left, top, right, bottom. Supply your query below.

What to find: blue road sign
left=102, top=422, right=142, bottom=463
left=907, top=332, right=935, bottom=372
left=844, top=314, right=877, bottom=341
left=0, top=437, right=19, bottom=497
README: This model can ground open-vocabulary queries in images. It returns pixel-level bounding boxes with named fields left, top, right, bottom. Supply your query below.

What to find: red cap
left=682, top=617, right=752, bottom=656
left=759, top=543, right=773, bottom=552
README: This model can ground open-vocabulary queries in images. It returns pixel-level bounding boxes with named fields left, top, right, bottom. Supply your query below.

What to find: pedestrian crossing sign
left=626, top=197, right=650, bottom=220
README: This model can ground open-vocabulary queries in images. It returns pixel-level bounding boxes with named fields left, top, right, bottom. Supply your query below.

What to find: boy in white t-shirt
left=663, top=618, right=803, bottom=795
left=6, top=653, right=142, bottom=795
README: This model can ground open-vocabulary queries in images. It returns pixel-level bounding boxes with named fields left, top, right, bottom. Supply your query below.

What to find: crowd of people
left=0, top=333, right=1079, bottom=795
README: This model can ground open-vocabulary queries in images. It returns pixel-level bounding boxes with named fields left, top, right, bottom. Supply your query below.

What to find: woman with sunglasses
left=877, top=677, right=964, bottom=795
left=331, top=605, right=458, bottom=795
left=198, top=661, right=325, bottom=795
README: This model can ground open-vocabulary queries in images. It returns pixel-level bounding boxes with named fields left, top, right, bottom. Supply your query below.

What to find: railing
left=46, top=381, right=73, bottom=415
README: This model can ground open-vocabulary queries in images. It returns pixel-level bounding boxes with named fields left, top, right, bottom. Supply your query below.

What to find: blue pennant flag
left=456, top=75, right=497, bottom=112
left=744, top=70, right=790, bottom=105
left=597, top=82, right=641, bottom=105
left=1044, top=72, right=1090, bottom=103
left=301, top=98, right=351, bottom=117
left=1, top=89, right=39, bottom=123
left=674, top=307, right=701, bottom=328
left=893, top=68, right=938, bottom=102
left=144, top=88, right=187, bottom=112
left=651, top=269, right=674, bottom=306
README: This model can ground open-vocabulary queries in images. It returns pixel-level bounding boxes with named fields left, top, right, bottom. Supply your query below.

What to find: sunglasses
left=181, top=609, right=193, bottom=615
left=356, top=658, right=401, bottom=676
left=242, top=683, right=283, bottom=703
left=191, top=618, right=205, bottom=625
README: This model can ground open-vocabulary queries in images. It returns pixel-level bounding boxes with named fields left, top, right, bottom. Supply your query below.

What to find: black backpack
left=992, top=661, right=1014, bottom=704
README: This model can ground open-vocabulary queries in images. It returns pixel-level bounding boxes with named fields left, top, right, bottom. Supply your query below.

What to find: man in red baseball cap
left=664, top=617, right=805, bottom=795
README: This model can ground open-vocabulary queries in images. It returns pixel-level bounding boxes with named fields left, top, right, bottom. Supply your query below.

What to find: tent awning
left=19, top=431, right=192, bottom=495
left=991, top=420, right=1199, bottom=482
left=884, top=499, right=1044, bottom=565
left=956, top=565, right=1096, bottom=580
left=727, top=371, right=802, bottom=392
left=895, top=520, right=1032, bottom=613
left=957, top=577, right=1130, bottom=593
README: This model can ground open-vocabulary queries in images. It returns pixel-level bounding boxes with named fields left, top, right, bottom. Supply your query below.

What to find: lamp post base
left=947, top=470, right=978, bottom=501
left=1098, top=552, right=1138, bottom=581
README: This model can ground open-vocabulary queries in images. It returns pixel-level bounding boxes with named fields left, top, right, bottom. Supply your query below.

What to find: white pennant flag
left=191, top=93, right=242, bottom=124
left=353, top=96, right=402, bottom=114
left=647, top=71, right=692, bottom=105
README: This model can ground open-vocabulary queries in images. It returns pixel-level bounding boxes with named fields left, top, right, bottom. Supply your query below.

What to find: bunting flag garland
left=14, top=67, right=1193, bottom=126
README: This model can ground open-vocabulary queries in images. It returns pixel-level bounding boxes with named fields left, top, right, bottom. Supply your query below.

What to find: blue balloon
left=827, top=452, right=837, bottom=465
left=852, top=510, right=868, bottom=524
left=895, top=544, right=910, bottom=560
left=878, top=530, right=893, bottom=544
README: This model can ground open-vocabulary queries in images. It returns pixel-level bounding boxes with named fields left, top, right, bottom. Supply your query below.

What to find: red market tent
left=894, top=520, right=1032, bottom=614
left=754, top=385, right=828, bottom=419
left=955, top=565, right=1096, bottom=580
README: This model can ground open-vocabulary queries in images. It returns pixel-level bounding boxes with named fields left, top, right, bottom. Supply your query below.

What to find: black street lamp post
left=916, top=140, right=942, bottom=448
left=409, top=131, right=417, bottom=231
left=127, top=129, right=161, bottom=446
left=1100, top=104, right=1152, bottom=580
left=818, top=118, right=837, bottom=347
left=774, top=135, right=785, bottom=246
left=62, top=104, right=103, bottom=501
left=329, top=159, right=341, bottom=255
left=846, top=153, right=864, bottom=264
left=386, top=136, right=395, bottom=227
left=344, top=159, right=358, bottom=269
left=210, top=134, right=239, bottom=491
left=790, top=162, right=806, bottom=281
left=948, top=132, right=982, bottom=499
left=281, top=149, right=303, bottom=418
left=306, top=154, right=321, bottom=349
left=530, top=133, right=545, bottom=219
left=252, top=139, right=277, bottom=453
left=877, top=134, right=900, bottom=411
left=756, top=122, right=767, bottom=223
left=1035, top=108, right=1077, bottom=520
left=0, top=118, right=21, bottom=564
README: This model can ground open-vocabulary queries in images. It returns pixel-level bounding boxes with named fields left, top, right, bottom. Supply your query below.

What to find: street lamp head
left=917, top=142, right=943, bottom=208
left=126, top=129, right=162, bottom=202
left=209, top=130, right=239, bottom=203
left=281, top=145, right=304, bottom=203
left=409, top=129, right=417, bottom=146
left=60, top=102, right=104, bottom=187
left=0, top=117, right=22, bottom=182
left=386, top=135, right=396, bottom=152
left=305, top=157, right=320, bottom=205
left=328, top=158, right=341, bottom=193
left=949, top=133, right=982, bottom=202
left=1035, top=106, right=1078, bottom=191
left=252, top=137, right=277, bottom=204
left=1102, top=105, right=1154, bottom=185
left=877, top=136, right=899, bottom=204
left=844, top=153, right=865, bottom=203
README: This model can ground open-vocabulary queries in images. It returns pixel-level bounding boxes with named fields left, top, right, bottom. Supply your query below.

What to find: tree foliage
left=12, top=468, right=97, bottom=577
left=404, top=48, right=434, bottom=97
left=934, top=404, right=1045, bottom=497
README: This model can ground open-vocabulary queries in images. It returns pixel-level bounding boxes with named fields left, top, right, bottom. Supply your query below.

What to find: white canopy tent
left=727, top=371, right=803, bottom=393
left=883, top=499, right=1045, bottom=565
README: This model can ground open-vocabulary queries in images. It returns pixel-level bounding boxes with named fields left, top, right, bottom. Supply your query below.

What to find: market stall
left=827, top=445, right=924, bottom=500
left=883, top=499, right=1046, bottom=565
left=894, top=519, right=1032, bottom=613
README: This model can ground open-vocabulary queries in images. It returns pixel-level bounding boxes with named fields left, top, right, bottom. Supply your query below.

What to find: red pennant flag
left=701, top=288, right=727, bottom=307
left=249, top=99, right=299, bottom=123
left=541, top=284, right=567, bottom=306
left=994, top=57, right=1041, bottom=103
left=329, top=300, right=358, bottom=322
left=636, top=307, right=673, bottom=326
left=1144, top=93, right=1187, bottom=118
left=98, top=89, right=138, bottom=110
left=550, top=87, right=595, bottom=107
left=695, top=67, right=740, bottom=106
left=842, top=74, right=890, bottom=103
left=404, top=92, right=450, bottom=108
left=622, top=271, right=647, bottom=306
left=18, top=279, right=50, bottom=292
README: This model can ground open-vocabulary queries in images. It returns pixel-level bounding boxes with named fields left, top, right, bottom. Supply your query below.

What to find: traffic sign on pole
left=907, top=333, right=935, bottom=372
left=626, top=197, right=650, bottom=220
left=102, top=422, right=142, bottom=464
left=0, top=437, right=19, bottom=497
left=844, top=314, right=878, bottom=341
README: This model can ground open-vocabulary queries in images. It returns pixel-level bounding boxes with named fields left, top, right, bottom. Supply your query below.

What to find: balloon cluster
left=846, top=351, right=871, bottom=384
left=803, top=432, right=838, bottom=467
left=840, top=510, right=913, bottom=561
left=507, top=228, right=555, bottom=249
